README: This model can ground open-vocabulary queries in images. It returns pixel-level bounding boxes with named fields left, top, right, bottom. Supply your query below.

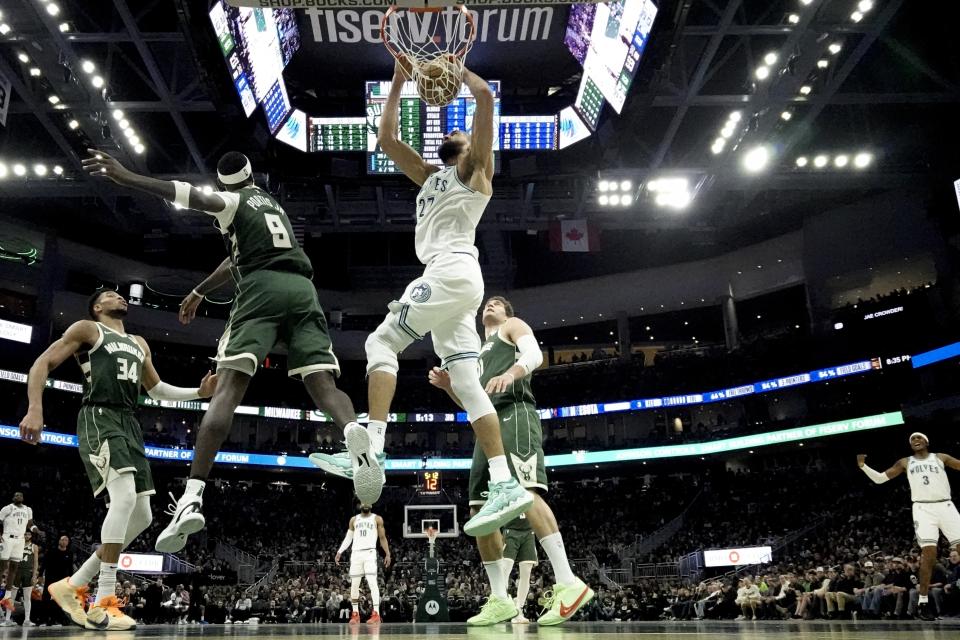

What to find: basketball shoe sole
left=347, top=427, right=384, bottom=504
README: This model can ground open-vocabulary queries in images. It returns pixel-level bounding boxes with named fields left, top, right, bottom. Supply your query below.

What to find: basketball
left=415, top=56, right=463, bottom=107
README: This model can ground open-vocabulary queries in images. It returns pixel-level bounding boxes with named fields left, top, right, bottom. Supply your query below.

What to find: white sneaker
left=23, top=620, right=36, bottom=627
left=511, top=614, right=529, bottom=624
left=156, top=491, right=204, bottom=553
left=346, top=425, right=384, bottom=504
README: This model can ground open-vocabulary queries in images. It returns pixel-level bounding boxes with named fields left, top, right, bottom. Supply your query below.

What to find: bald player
left=858, top=432, right=960, bottom=621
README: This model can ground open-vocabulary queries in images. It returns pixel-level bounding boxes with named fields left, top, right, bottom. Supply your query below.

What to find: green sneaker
left=467, top=595, right=518, bottom=626
left=464, top=478, right=534, bottom=537
left=309, top=449, right=387, bottom=480
left=536, top=578, right=595, bottom=626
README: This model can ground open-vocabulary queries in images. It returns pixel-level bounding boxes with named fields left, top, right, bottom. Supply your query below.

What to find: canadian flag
left=549, top=219, right=599, bottom=252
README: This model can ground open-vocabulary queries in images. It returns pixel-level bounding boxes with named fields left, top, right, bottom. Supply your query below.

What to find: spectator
left=735, top=577, right=761, bottom=620
left=825, top=564, right=863, bottom=618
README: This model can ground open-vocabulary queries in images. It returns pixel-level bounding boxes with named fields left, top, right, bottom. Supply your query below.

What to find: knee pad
left=365, top=319, right=413, bottom=376
left=447, top=360, right=495, bottom=423
left=102, top=473, right=138, bottom=544
left=123, top=495, right=154, bottom=549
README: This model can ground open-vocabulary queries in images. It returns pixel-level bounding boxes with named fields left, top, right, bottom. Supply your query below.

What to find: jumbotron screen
left=365, top=80, right=501, bottom=175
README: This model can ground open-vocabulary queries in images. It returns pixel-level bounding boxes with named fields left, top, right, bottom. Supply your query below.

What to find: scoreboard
left=501, top=116, right=557, bottom=151
left=366, top=80, right=501, bottom=175
left=309, top=117, right=366, bottom=152
left=418, top=470, right=442, bottom=496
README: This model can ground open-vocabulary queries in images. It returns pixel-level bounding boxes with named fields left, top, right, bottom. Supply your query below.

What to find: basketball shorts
left=379, top=252, right=484, bottom=368
left=19, top=559, right=35, bottom=585
left=0, top=536, right=23, bottom=562
left=913, top=500, right=960, bottom=547
left=503, top=527, right=538, bottom=564
left=216, top=269, right=340, bottom=379
left=469, top=402, right=547, bottom=506
left=350, top=549, right=378, bottom=577
left=77, top=405, right=155, bottom=498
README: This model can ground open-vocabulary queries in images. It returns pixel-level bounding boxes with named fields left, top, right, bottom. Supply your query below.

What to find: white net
left=381, top=6, right=476, bottom=107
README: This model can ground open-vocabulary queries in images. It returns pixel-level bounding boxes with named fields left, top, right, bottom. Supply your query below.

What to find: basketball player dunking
left=19, top=290, right=217, bottom=630
left=336, top=504, right=391, bottom=625
left=81, top=150, right=366, bottom=553
left=0, top=493, right=37, bottom=627
left=430, top=296, right=593, bottom=625
left=311, top=59, right=532, bottom=534
left=859, top=432, right=960, bottom=621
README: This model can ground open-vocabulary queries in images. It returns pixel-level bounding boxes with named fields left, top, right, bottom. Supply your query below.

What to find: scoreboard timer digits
left=419, top=470, right=442, bottom=494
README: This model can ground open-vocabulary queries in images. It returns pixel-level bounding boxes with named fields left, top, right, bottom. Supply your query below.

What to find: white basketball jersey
left=414, top=165, right=491, bottom=265
left=907, top=454, right=952, bottom=502
left=352, top=514, right=378, bottom=553
left=0, top=504, right=32, bottom=537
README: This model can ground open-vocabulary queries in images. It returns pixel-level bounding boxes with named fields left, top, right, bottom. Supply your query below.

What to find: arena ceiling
left=0, top=0, right=957, bottom=283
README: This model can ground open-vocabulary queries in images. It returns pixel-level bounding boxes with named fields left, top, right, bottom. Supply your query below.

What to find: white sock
left=7, top=588, right=19, bottom=606
left=499, top=557, right=514, bottom=582
left=71, top=551, right=102, bottom=587
left=23, top=592, right=31, bottom=621
left=94, top=563, right=118, bottom=603
left=483, top=561, right=509, bottom=599
left=540, top=532, right=577, bottom=586
left=351, top=601, right=359, bottom=613
left=918, top=594, right=929, bottom=604
left=488, top=455, right=511, bottom=484
left=185, top=478, right=205, bottom=499
left=368, top=420, right=387, bottom=455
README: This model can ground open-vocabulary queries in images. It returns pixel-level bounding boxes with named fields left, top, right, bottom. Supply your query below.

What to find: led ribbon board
left=0, top=411, right=904, bottom=472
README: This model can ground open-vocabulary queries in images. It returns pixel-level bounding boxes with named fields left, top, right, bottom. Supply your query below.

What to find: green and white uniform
left=75, top=322, right=154, bottom=498
left=211, top=185, right=338, bottom=379
left=19, top=541, right=36, bottom=584
left=502, top=513, right=538, bottom=564
left=469, top=326, right=547, bottom=506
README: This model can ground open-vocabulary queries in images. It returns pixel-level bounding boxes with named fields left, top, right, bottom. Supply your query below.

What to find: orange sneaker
left=47, top=579, right=90, bottom=627
left=367, top=612, right=382, bottom=625
left=349, top=612, right=360, bottom=625
left=0, top=598, right=12, bottom=612
left=85, top=595, right=136, bottom=631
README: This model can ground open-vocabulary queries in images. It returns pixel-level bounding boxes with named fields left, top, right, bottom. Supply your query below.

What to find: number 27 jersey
left=414, top=165, right=491, bottom=265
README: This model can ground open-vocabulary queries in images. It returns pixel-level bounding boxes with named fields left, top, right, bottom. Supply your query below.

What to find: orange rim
left=380, top=5, right=476, bottom=62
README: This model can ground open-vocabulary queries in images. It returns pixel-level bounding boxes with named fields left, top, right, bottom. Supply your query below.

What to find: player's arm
left=20, top=321, right=99, bottom=445
left=377, top=60, right=440, bottom=186
left=376, top=515, right=391, bottom=568
left=484, top=317, right=543, bottom=394
left=180, top=258, right=235, bottom=326
left=335, top=517, right=355, bottom=564
left=938, top=453, right=960, bottom=471
left=82, top=149, right=237, bottom=215
left=134, top=336, right=218, bottom=401
left=461, top=67, right=495, bottom=187
left=428, top=367, right=464, bottom=409
left=857, top=455, right=906, bottom=483
left=32, top=544, right=39, bottom=582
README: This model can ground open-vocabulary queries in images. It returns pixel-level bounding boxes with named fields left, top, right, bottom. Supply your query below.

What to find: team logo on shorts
left=510, top=452, right=538, bottom=485
left=410, top=282, right=432, bottom=303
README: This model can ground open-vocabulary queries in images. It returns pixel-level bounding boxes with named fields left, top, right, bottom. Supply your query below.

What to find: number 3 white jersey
left=414, top=165, right=491, bottom=265
left=0, top=504, right=32, bottom=537
left=907, top=454, right=952, bottom=502
left=352, top=514, right=378, bottom=553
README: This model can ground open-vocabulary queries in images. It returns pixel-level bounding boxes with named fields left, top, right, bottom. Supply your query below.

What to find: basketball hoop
left=381, top=4, right=476, bottom=107
left=426, top=527, right=438, bottom=544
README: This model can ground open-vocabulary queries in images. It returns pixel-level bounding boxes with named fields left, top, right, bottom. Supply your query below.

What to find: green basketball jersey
left=21, top=541, right=34, bottom=565
left=75, top=323, right=145, bottom=409
left=479, top=328, right=536, bottom=411
left=220, top=186, right=313, bottom=280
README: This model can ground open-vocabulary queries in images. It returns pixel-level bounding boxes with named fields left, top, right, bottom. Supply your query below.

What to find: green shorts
left=77, top=405, right=155, bottom=498
left=216, top=269, right=339, bottom=379
left=19, top=561, right=35, bottom=585
left=469, top=402, right=547, bottom=506
left=503, top=525, right=538, bottom=563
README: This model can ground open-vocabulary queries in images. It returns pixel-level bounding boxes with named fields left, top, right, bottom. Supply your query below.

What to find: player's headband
left=909, top=432, right=929, bottom=444
left=217, top=157, right=252, bottom=185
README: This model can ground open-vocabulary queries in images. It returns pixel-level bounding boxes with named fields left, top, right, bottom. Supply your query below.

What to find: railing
left=623, top=488, right=704, bottom=562
left=633, top=562, right=681, bottom=579
left=215, top=540, right=259, bottom=584
left=245, top=559, right=280, bottom=596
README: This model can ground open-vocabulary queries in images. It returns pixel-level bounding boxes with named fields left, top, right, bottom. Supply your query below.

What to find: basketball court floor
left=3, top=621, right=960, bottom=639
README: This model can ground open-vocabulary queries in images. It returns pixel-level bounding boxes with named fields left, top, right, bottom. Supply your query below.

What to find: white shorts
left=350, top=549, right=378, bottom=578
left=387, top=253, right=484, bottom=367
left=913, top=501, right=960, bottom=547
left=0, top=536, right=23, bottom=562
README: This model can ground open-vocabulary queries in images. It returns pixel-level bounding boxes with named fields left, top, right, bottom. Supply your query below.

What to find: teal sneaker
left=536, top=578, right=594, bottom=626
left=463, top=478, right=533, bottom=537
left=309, top=449, right=387, bottom=480
left=467, top=595, right=518, bottom=626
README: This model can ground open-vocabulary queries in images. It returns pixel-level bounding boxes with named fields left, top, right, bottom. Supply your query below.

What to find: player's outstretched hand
left=857, top=454, right=866, bottom=467
left=198, top=371, right=218, bottom=398
left=484, top=373, right=515, bottom=395
left=19, top=410, right=44, bottom=445
left=428, top=366, right=452, bottom=391
left=179, top=290, right=204, bottom=325
left=82, top=148, right=134, bottom=184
